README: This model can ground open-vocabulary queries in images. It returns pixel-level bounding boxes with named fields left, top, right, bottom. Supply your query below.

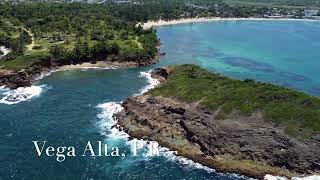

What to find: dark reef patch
left=278, top=71, right=308, bottom=81
left=223, top=57, right=275, bottom=72
left=200, top=47, right=224, bottom=59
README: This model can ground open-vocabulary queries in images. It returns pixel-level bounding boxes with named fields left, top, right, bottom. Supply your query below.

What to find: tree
left=110, top=42, right=119, bottom=55
left=91, top=41, right=109, bottom=61
left=50, top=45, right=64, bottom=59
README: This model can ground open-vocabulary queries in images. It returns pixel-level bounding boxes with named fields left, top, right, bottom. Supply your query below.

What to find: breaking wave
left=96, top=101, right=220, bottom=173
left=159, top=146, right=215, bottom=173
left=96, top=102, right=128, bottom=139
left=0, top=85, right=47, bottom=105
left=137, top=71, right=160, bottom=95
left=96, top=70, right=160, bottom=140
left=265, top=175, right=320, bottom=180
left=292, top=176, right=320, bottom=180
left=95, top=70, right=223, bottom=174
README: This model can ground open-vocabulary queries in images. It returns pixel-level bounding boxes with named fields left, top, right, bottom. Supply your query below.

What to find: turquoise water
left=157, top=20, right=320, bottom=95
left=0, top=20, right=319, bottom=179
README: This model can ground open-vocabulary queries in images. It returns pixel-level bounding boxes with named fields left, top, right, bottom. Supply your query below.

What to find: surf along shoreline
left=0, top=43, right=162, bottom=89
left=114, top=66, right=320, bottom=179
left=1, top=17, right=318, bottom=89
left=1, top=17, right=319, bottom=178
left=139, top=17, right=320, bottom=29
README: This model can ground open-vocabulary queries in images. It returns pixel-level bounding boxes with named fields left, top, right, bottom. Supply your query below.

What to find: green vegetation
left=0, top=0, right=318, bottom=71
left=0, top=20, right=32, bottom=59
left=0, top=2, right=159, bottom=71
left=150, top=65, right=320, bottom=137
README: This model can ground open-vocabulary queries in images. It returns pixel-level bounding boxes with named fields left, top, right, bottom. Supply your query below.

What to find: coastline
left=114, top=66, right=320, bottom=179
left=58, top=61, right=138, bottom=71
left=140, top=17, right=319, bottom=29
left=0, top=60, right=153, bottom=89
left=0, top=60, right=158, bottom=104
left=0, top=43, right=161, bottom=89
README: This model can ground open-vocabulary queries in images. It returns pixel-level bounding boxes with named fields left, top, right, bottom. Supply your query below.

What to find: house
left=304, top=10, right=319, bottom=17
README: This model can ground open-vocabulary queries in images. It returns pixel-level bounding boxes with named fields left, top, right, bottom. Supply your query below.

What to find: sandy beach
left=140, top=17, right=318, bottom=29
left=59, top=61, right=139, bottom=70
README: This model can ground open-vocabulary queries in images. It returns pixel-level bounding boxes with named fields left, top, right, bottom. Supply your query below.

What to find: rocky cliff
left=114, top=67, right=320, bottom=179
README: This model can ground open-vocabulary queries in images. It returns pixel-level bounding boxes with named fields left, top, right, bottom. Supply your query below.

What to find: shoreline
left=58, top=61, right=138, bottom=71
left=0, top=58, right=159, bottom=89
left=0, top=43, right=161, bottom=89
left=115, top=67, right=320, bottom=179
left=140, top=17, right=319, bottom=29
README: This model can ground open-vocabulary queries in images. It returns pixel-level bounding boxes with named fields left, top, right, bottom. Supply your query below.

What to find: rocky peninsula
left=114, top=65, right=320, bottom=179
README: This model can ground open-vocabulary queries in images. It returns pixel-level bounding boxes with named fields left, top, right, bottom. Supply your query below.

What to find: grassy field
left=0, top=30, right=143, bottom=70
left=0, top=51, right=50, bottom=70
left=150, top=64, right=320, bottom=137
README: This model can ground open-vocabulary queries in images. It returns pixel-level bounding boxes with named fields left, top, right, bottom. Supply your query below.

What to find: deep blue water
left=0, top=20, right=320, bottom=180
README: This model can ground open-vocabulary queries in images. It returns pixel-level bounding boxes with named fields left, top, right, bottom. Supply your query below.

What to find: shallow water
left=156, top=20, right=320, bottom=96
left=0, top=20, right=319, bottom=179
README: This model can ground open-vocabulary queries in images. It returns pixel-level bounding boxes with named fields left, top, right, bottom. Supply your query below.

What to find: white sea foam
left=264, top=175, right=289, bottom=180
left=264, top=175, right=320, bottom=180
left=292, top=176, right=320, bottom=180
left=158, top=146, right=216, bottom=173
left=0, top=85, right=46, bottom=105
left=96, top=102, right=124, bottom=128
left=96, top=102, right=128, bottom=139
left=95, top=70, right=223, bottom=175
left=35, top=69, right=61, bottom=81
left=137, top=71, right=160, bottom=95
left=0, top=86, right=9, bottom=92
left=79, top=66, right=114, bottom=70
left=133, top=71, right=320, bottom=179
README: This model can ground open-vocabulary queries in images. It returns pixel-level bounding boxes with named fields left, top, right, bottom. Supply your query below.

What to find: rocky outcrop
left=114, top=68, right=320, bottom=179
left=0, top=71, right=33, bottom=89
left=0, top=65, right=50, bottom=89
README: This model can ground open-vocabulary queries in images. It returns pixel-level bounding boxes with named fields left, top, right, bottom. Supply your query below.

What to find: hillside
left=150, top=64, right=320, bottom=137
left=115, top=65, right=320, bottom=178
left=0, top=2, right=159, bottom=71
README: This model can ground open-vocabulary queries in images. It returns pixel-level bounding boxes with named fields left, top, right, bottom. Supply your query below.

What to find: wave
left=264, top=174, right=320, bottom=180
left=96, top=101, right=221, bottom=173
left=159, top=146, right=215, bottom=173
left=264, top=175, right=288, bottom=180
left=134, top=71, right=320, bottom=179
left=96, top=102, right=128, bottom=139
left=95, top=70, right=160, bottom=142
left=292, top=175, right=320, bottom=180
left=94, top=70, right=224, bottom=175
left=137, top=71, right=160, bottom=95
left=78, top=66, right=116, bottom=70
left=35, top=69, right=61, bottom=81
left=35, top=65, right=117, bottom=81
left=135, top=72, right=222, bottom=172
left=96, top=100, right=255, bottom=179
left=0, top=85, right=47, bottom=105
left=0, top=86, right=9, bottom=92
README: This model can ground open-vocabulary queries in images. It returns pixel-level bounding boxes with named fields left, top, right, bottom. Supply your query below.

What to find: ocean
left=0, top=20, right=319, bottom=180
